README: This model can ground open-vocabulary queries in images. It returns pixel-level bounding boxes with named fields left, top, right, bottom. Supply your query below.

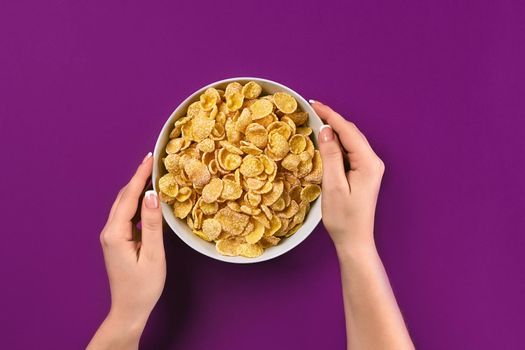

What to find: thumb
left=139, top=190, right=164, bottom=261
left=318, top=125, right=350, bottom=196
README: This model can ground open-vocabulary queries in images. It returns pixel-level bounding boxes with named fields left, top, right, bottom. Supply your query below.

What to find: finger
left=107, top=186, right=126, bottom=223
left=100, top=185, right=134, bottom=246
left=311, top=101, right=373, bottom=158
left=139, top=190, right=164, bottom=262
left=113, top=152, right=153, bottom=223
left=355, top=127, right=371, bottom=148
left=318, top=125, right=350, bottom=196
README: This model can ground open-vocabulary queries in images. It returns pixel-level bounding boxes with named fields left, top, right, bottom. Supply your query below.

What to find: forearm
left=87, top=310, right=147, bottom=350
left=336, top=236, right=414, bottom=350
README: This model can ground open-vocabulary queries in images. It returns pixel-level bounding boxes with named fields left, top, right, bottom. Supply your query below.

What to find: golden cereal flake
left=239, top=242, right=263, bottom=258
left=174, top=199, right=193, bottom=218
left=214, top=207, right=250, bottom=236
left=260, top=235, right=280, bottom=248
left=245, top=123, right=268, bottom=149
left=285, top=112, right=308, bottom=126
left=224, top=82, right=243, bottom=96
left=289, top=134, right=307, bottom=154
left=201, top=178, right=223, bottom=203
left=239, top=155, right=265, bottom=177
left=197, top=138, right=216, bottom=153
left=249, top=99, right=273, bottom=119
left=281, top=153, right=301, bottom=172
left=192, top=114, right=215, bottom=141
left=273, top=92, right=297, bottom=113
left=200, top=201, right=219, bottom=215
left=216, top=237, right=243, bottom=256
left=202, top=218, right=222, bottom=240
left=159, top=173, right=179, bottom=197
left=220, top=179, right=243, bottom=200
left=175, top=186, right=193, bottom=202
left=241, top=81, right=263, bottom=99
left=226, top=91, right=244, bottom=111
left=244, top=220, right=265, bottom=244
left=300, top=184, right=322, bottom=202
left=184, top=158, right=211, bottom=187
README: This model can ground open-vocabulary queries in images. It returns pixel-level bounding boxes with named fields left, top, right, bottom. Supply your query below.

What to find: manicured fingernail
left=309, top=99, right=316, bottom=104
left=142, top=152, right=152, bottom=164
left=319, top=124, right=333, bottom=142
left=144, top=190, right=159, bottom=209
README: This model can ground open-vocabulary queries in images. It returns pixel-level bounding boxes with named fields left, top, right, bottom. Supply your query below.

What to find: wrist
left=106, top=307, right=149, bottom=340
left=334, top=237, right=378, bottom=263
left=87, top=309, right=147, bottom=350
left=330, top=222, right=376, bottom=253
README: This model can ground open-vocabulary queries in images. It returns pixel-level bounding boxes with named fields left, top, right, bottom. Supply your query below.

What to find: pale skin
left=88, top=102, right=414, bottom=349
left=87, top=153, right=166, bottom=350
left=312, top=101, right=414, bottom=350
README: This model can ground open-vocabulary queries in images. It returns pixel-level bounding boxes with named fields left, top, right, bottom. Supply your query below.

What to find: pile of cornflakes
left=158, top=81, right=322, bottom=258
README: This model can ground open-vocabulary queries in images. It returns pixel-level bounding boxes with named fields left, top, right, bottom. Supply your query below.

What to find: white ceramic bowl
left=153, top=77, right=322, bottom=263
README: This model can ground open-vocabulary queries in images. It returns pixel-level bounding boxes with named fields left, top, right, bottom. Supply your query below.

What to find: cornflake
left=159, top=81, right=322, bottom=257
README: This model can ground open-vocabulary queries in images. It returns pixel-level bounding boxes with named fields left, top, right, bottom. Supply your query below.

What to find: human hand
left=312, top=102, right=414, bottom=349
left=312, top=101, right=385, bottom=252
left=88, top=153, right=166, bottom=349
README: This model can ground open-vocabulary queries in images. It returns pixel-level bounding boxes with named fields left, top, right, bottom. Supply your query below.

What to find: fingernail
left=319, top=125, right=334, bottom=142
left=144, top=190, right=159, bottom=209
left=142, top=152, right=153, bottom=164
left=309, top=99, right=316, bottom=104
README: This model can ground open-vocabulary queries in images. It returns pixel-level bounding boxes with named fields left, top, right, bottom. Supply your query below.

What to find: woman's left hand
left=88, top=152, right=166, bottom=349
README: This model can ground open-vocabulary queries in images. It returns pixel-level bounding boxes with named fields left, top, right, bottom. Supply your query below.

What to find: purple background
left=1, top=1, right=524, bottom=349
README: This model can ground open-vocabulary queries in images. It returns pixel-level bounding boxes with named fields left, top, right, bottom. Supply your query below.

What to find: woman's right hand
left=313, top=101, right=415, bottom=350
left=312, top=100, right=385, bottom=251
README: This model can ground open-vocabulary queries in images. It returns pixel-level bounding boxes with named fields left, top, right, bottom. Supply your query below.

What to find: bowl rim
left=153, top=76, right=322, bottom=264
